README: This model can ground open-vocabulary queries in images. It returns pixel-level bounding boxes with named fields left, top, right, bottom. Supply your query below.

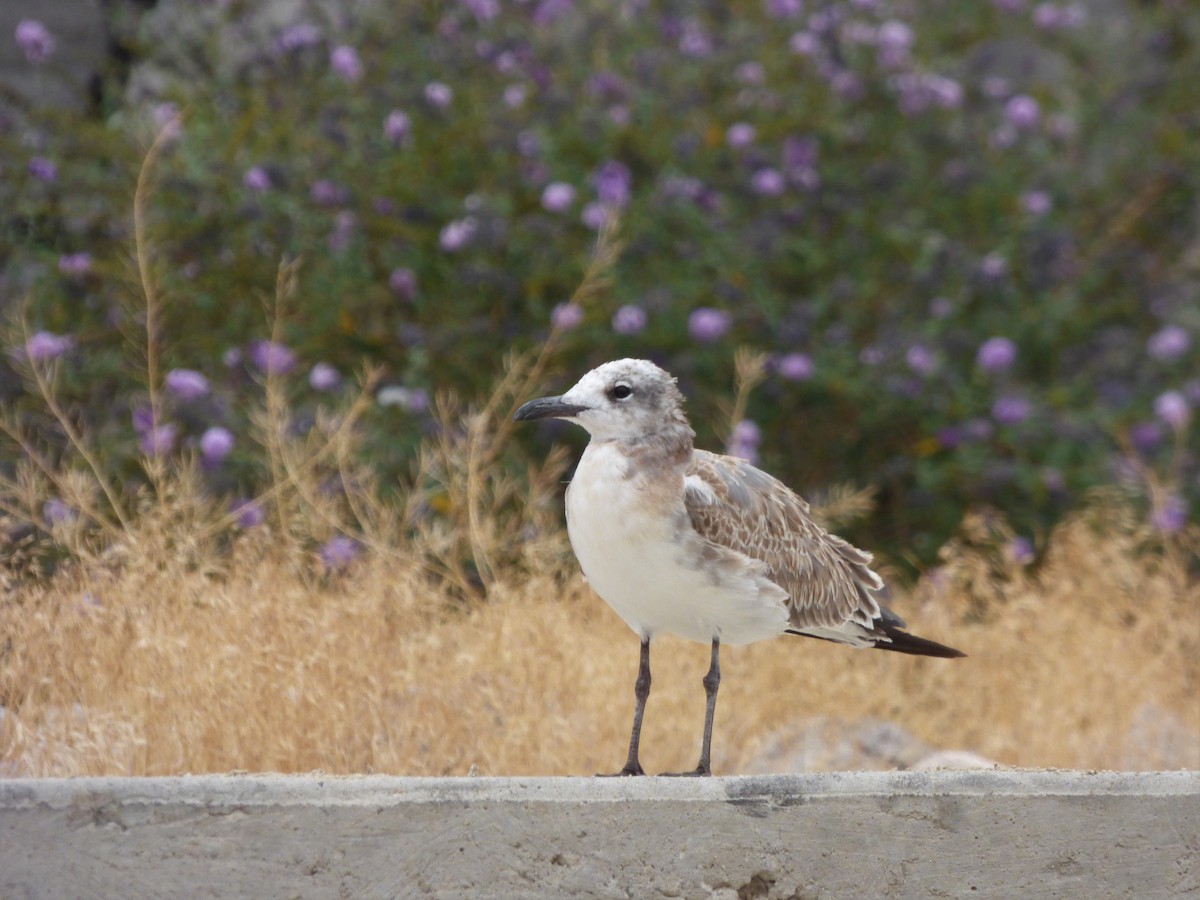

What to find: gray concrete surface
left=1, top=770, right=1197, bottom=898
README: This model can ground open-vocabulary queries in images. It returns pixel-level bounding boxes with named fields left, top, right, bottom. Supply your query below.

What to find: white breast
left=565, top=442, right=789, bottom=645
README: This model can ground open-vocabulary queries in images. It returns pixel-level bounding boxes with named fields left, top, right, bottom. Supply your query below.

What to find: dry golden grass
left=2, top=493, right=1197, bottom=777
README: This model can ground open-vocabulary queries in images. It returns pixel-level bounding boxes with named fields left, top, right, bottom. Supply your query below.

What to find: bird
left=514, top=358, right=964, bottom=777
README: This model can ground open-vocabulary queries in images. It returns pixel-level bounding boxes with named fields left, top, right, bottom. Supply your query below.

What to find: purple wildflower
left=139, top=423, right=178, bottom=457
left=24, top=331, right=73, bottom=362
left=679, top=20, right=713, bottom=57
left=992, top=395, right=1031, bottom=425
left=384, top=110, right=411, bottom=144
left=1152, top=494, right=1188, bottom=535
left=248, top=340, right=296, bottom=375
left=165, top=369, right=210, bottom=400
left=200, top=427, right=234, bottom=464
left=29, top=157, right=57, bottom=182
left=329, top=211, right=357, bottom=253
left=503, top=85, right=527, bottom=108
left=767, top=0, right=804, bottom=17
left=541, top=182, right=576, bottom=213
left=329, top=45, right=363, bottom=82
left=389, top=267, right=418, bottom=300
left=688, top=308, right=731, bottom=343
left=58, top=253, right=92, bottom=277
left=735, top=61, right=766, bottom=85
left=580, top=202, right=612, bottom=230
left=612, top=305, right=647, bottom=335
left=594, top=160, right=632, bottom=208
left=276, top=23, right=321, bottom=53
left=789, top=31, right=820, bottom=55
left=1005, top=95, right=1040, bottom=130
left=964, top=418, right=995, bottom=442
left=929, top=296, right=954, bottom=318
left=15, top=20, right=54, bottom=63
left=551, top=302, right=584, bottom=330
left=1006, top=537, right=1035, bottom=565
left=876, top=20, right=913, bottom=68
left=751, top=168, right=786, bottom=196
left=980, top=252, right=1008, bottom=279
left=726, top=123, right=757, bottom=149
left=425, top=82, right=453, bottom=109
left=439, top=217, right=478, bottom=251
left=977, top=337, right=1017, bottom=372
left=1129, top=421, right=1163, bottom=454
left=309, top=363, right=341, bottom=392
left=1022, top=190, right=1052, bottom=217
left=461, top=0, right=500, bottom=22
left=231, top=498, right=265, bottom=529
left=320, top=535, right=360, bottom=572
left=243, top=167, right=271, bottom=192
left=728, top=419, right=762, bottom=463
left=906, top=345, right=937, bottom=376
left=311, top=180, right=348, bottom=207
left=777, top=352, right=814, bottom=381
left=378, top=386, right=429, bottom=413
left=1154, top=391, right=1190, bottom=430
left=533, top=0, right=574, bottom=26
left=1147, top=326, right=1190, bottom=362
left=43, top=499, right=75, bottom=527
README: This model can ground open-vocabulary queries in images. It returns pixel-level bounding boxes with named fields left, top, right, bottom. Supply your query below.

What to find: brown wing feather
left=684, top=450, right=884, bottom=630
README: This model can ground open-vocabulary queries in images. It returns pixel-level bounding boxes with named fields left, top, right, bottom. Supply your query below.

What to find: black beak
left=513, top=395, right=589, bottom=422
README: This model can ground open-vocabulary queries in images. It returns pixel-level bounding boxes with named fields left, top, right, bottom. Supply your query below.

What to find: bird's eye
left=610, top=383, right=633, bottom=400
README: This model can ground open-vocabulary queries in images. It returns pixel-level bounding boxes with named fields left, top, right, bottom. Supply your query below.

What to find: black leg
left=598, top=637, right=650, bottom=776
left=664, top=637, right=720, bottom=777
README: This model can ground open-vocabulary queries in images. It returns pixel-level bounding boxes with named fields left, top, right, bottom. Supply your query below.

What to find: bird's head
left=514, top=358, right=692, bottom=442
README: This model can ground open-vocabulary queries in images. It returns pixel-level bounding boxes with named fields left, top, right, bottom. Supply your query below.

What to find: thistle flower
left=139, top=423, right=178, bottom=457
left=243, top=167, right=271, bottom=192
left=29, top=157, right=57, bottom=182
left=425, top=82, right=453, bottom=109
left=777, top=352, right=814, bottom=381
left=231, top=498, right=264, bottom=529
left=248, top=340, right=296, bottom=375
left=165, top=369, right=210, bottom=400
left=726, top=123, right=757, bottom=149
left=1154, top=391, right=1190, bottom=430
left=992, top=395, right=1031, bottom=425
left=389, top=268, right=418, bottom=300
left=320, top=535, right=360, bottom=572
left=551, top=302, right=584, bottom=330
left=15, top=20, right=54, bottom=63
left=58, top=253, right=93, bottom=277
left=612, top=305, right=647, bottom=335
left=24, top=331, right=73, bottom=361
left=200, top=427, right=234, bottom=464
left=1147, top=326, right=1190, bottom=362
left=1005, top=95, right=1040, bottom=130
left=309, top=363, right=341, bottom=392
left=384, top=110, right=411, bottom=144
left=541, top=182, right=576, bottom=213
left=593, top=160, right=632, bottom=208
left=688, top=308, right=731, bottom=343
left=330, top=45, right=363, bottom=82
left=977, top=337, right=1017, bottom=372
left=751, top=168, right=786, bottom=196
left=439, top=217, right=478, bottom=252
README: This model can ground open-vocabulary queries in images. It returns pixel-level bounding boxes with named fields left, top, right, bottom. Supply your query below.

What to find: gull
left=514, top=358, right=965, bottom=776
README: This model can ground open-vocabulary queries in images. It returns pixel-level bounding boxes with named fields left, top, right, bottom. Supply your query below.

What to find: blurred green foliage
left=2, top=0, right=1196, bottom=565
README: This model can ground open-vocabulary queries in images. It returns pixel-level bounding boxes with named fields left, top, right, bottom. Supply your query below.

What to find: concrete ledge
left=2, top=771, right=1197, bottom=898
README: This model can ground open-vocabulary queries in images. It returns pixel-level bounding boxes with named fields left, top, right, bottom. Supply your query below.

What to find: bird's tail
left=873, top=623, right=965, bottom=658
